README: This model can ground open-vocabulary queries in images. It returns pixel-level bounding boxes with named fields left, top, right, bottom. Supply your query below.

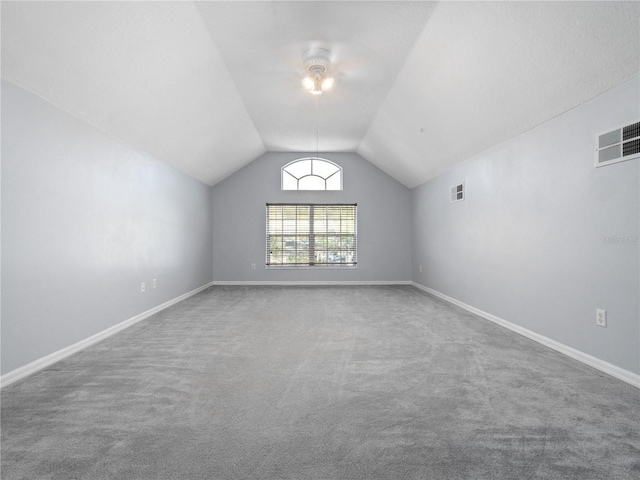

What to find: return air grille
left=623, top=122, right=640, bottom=141
left=599, top=129, right=621, bottom=148
left=596, top=121, right=640, bottom=167
left=623, top=138, right=640, bottom=157
left=450, top=183, right=464, bottom=203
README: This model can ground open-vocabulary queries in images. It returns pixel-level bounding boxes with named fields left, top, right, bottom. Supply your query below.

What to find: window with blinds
left=266, top=204, right=357, bottom=268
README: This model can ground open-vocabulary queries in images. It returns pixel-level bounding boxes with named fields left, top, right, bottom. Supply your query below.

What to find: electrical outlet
left=153, top=278, right=157, bottom=289
left=596, top=309, right=607, bottom=328
left=141, top=282, right=145, bottom=293
left=251, top=263, right=256, bottom=270
left=419, top=265, right=422, bottom=273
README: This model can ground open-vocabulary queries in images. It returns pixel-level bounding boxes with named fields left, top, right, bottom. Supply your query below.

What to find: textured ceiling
left=2, top=1, right=639, bottom=188
left=359, top=1, right=640, bottom=187
left=1, top=1, right=265, bottom=186
left=196, top=1, right=435, bottom=153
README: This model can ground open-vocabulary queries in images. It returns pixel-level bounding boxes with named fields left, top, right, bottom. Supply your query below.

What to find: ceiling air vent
left=595, top=121, right=640, bottom=167
left=450, top=183, right=464, bottom=203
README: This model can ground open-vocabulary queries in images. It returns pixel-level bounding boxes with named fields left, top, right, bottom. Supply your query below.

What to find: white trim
left=212, top=280, right=412, bottom=286
left=10, top=280, right=634, bottom=390
left=411, top=282, right=640, bottom=389
left=1, top=282, right=214, bottom=389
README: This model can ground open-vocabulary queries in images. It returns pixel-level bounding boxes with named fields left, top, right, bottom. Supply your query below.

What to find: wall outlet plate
left=596, top=309, right=607, bottom=327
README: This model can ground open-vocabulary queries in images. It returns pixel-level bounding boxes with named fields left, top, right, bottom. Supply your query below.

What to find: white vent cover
left=450, top=182, right=464, bottom=203
left=595, top=121, right=640, bottom=167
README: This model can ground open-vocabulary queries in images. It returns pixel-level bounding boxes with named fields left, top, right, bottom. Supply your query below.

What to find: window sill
left=266, top=265, right=358, bottom=270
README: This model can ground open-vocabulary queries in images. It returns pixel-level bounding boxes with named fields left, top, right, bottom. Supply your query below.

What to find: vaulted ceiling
left=2, top=1, right=638, bottom=188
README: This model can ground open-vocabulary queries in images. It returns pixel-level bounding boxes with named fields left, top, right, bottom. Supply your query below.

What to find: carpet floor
left=1, top=285, right=639, bottom=479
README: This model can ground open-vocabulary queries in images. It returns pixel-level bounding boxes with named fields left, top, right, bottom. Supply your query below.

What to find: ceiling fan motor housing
left=303, top=47, right=331, bottom=75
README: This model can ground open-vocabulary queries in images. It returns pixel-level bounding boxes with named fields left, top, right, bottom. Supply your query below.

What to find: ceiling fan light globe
left=302, top=77, right=315, bottom=90
left=321, top=77, right=334, bottom=91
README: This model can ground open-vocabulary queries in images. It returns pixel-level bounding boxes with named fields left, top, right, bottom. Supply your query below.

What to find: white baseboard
left=411, top=282, right=640, bottom=389
left=8, top=280, right=635, bottom=390
left=211, top=280, right=412, bottom=286
left=1, top=282, right=214, bottom=389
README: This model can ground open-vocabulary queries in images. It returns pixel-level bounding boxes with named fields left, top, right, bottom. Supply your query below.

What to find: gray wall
left=1, top=81, right=213, bottom=374
left=212, top=152, right=411, bottom=282
left=412, top=76, right=639, bottom=374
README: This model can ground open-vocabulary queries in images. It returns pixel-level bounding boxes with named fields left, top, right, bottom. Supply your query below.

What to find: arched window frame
left=281, top=157, right=343, bottom=191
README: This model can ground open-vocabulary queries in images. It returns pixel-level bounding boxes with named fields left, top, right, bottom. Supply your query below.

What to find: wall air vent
left=595, top=121, right=640, bottom=167
left=450, top=183, right=464, bottom=203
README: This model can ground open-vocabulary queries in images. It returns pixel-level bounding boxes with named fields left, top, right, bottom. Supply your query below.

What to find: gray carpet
left=1, top=285, right=639, bottom=479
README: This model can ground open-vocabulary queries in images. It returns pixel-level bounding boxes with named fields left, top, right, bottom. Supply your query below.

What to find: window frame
left=281, top=157, right=343, bottom=191
left=266, top=203, right=357, bottom=269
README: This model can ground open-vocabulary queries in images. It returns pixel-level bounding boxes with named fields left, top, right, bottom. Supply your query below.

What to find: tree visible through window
left=266, top=204, right=357, bottom=268
left=282, top=158, right=342, bottom=190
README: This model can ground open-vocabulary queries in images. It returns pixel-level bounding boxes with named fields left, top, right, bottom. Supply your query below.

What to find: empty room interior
left=1, top=1, right=639, bottom=479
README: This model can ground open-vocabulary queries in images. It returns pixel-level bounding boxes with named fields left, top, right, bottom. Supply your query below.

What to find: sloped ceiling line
left=2, top=1, right=638, bottom=188
left=358, top=1, right=640, bottom=188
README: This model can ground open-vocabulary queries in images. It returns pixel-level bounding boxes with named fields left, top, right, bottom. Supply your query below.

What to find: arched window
left=281, top=157, right=342, bottom=191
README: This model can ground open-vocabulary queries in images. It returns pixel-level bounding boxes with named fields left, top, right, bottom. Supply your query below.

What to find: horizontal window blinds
left=266, top=204, right=357, bottom=267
